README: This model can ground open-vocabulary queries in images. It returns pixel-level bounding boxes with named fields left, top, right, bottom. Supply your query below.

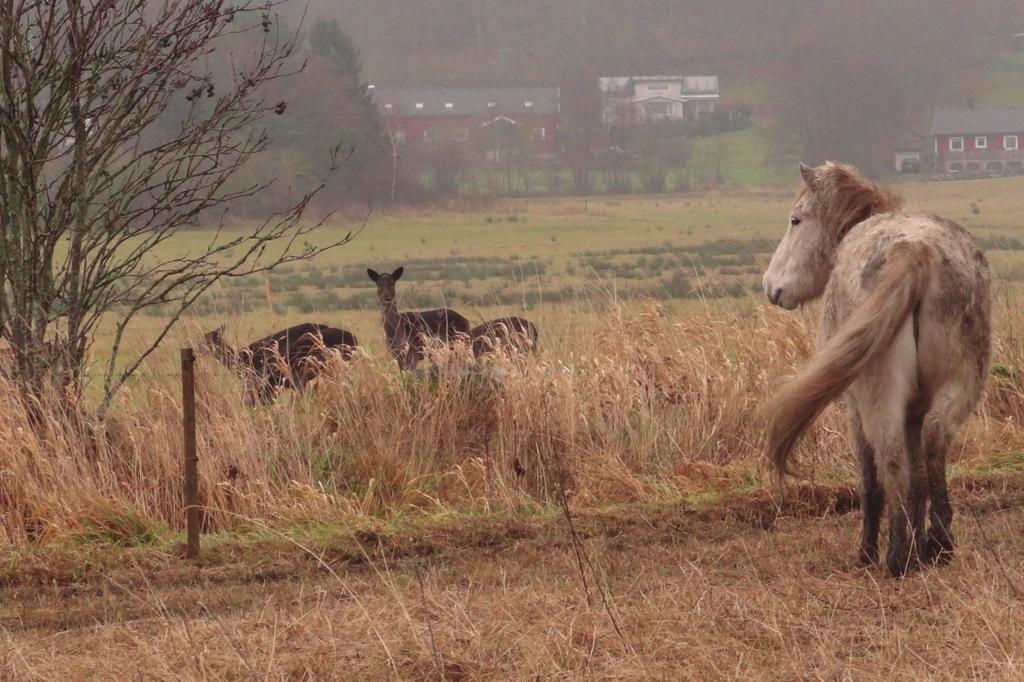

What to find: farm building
left=598, top=75, right=719, bottom=129
left=891, top=132, right=925, bottom=172
left=370, top=84, right=560, bottom=159
left=931, top=106, right=1024, bottom=173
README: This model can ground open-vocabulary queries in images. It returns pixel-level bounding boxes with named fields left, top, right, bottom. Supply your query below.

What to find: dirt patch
left=4, top=474, right=1023, bottom=598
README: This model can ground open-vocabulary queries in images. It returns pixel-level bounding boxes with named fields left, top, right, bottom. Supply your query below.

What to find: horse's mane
left=802, top=162, right=904, bottom=240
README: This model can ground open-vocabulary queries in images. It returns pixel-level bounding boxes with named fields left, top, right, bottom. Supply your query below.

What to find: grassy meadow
left=109, top=176, right=1024, bottom=374
left=5, top=176, right=1024, bottom=678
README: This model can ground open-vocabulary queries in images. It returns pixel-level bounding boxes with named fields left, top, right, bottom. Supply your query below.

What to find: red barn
left=931, top=107, right=1024, bottom=173
left=371, top=84, right=560, bottom=159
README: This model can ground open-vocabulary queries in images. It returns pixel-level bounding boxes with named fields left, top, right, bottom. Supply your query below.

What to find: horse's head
left=367, top=266, right=403, bottom=306
left=763, top=162, right=902, bottom=309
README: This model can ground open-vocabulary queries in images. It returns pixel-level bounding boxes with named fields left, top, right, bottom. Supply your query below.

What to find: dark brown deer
left=470, top=316, right=539, bottom=357
left=200, top=323, right=358, bottom=404
left=367, top=267, right=471, bottom=371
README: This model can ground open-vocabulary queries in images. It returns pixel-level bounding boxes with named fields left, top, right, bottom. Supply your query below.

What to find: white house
left=598, top=75, right=719, bottom=128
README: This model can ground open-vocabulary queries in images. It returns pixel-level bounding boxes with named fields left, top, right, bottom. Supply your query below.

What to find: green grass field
left=111, top=176, right=1023, bottom=371
left=69, top=174, right=1020, bottom=394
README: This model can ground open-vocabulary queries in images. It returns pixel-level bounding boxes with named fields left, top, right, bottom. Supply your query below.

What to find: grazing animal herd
left=199, top=265, right=539, bottom=404
left=0, top=161, right=985, bottom=578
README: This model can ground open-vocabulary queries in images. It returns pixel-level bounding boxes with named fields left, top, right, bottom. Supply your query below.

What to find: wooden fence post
left=181, top=347, right=200, bottom=559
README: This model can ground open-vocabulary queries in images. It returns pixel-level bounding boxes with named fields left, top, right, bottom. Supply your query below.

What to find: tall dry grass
left=2, top=299, right=1022, bottom=545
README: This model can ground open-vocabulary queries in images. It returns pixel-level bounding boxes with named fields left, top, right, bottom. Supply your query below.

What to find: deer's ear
left=799, top=163, right=817, bottom=189
left=392, top=266, right=404, bottom=281
left=367, top=268, right=380, bottom=282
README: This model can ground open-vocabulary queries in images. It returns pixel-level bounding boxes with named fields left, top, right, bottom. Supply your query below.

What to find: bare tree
left=0, top=0, right=353, bottom=409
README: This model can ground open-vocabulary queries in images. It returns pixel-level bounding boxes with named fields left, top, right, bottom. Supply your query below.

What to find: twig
left=557, top=476, right=628, bottom=647
left=558, top=477, right=592, bottom=607
left=414, top=562, right=444, bottom=679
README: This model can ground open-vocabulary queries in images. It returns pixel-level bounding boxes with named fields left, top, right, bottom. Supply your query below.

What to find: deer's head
left=367, top=267, right=404, bottom=306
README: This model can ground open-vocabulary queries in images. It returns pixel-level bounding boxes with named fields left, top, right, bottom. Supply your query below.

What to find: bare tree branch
left=0, top=0, right=351, bottom=410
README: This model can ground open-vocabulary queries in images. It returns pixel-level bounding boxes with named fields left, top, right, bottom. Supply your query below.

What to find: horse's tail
left=766, top=241, right=934, bottom=475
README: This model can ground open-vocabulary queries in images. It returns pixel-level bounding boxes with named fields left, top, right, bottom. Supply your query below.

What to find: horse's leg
left=848, top=403, right=883, bottom=566
left=922, top=413, right=954, bottom=564
left=855, top=324, right=925, bottom=577
left=920, top=388, right=970, bottom=564
left=904, top=410, right=929, bottom=564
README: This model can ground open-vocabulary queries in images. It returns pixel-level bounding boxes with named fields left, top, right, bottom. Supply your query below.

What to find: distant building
left=598, top=75, right=719, bottom=129
left=892, top=132, right=924, bottom=172
left=370, top=84, right=560, bottom=157
left=931, top=107, right=1024, bottom=172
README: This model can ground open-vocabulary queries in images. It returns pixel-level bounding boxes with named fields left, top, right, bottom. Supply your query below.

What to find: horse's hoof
left=885, top=546, right=919, bottom=578
left=856, top=545, right=879, bottom=567
left=923, top=532, right=955, bottom=566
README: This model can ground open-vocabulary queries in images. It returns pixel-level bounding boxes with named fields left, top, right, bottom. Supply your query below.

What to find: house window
left=487, top=102, right=496, bottom=109
left=1006, top=135, right=1019, bottom=151
left=445, top=102, right=454, bottom=110
left=647, top=82, right=670, bottom=92
left=949, top=137, right=964, bottom=152
left=384, top=103, right=393, bottom=111
left=415, top=102, right=424, bottom=110
left=454, top=129, right=469, bottom=142
left=975, top=136, right=987, bottom=149
left=524, top=101, right=534, bottom=108
left=530, top=127, right=546, bottom=141
left=646, top=102, right=672, bottom=118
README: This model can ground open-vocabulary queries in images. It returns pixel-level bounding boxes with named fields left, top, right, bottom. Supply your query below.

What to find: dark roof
left=370, top=85, right=559, bottom=117
left=931, top=107, right=1024, bottom=135
left=892, top=130, right=925, bottom=150
left=682, top=76, right=719, bottom=95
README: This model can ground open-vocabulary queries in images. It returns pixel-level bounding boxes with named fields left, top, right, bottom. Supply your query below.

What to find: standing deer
left=470, top=316, right=539, bottom=357
left=762, top=161, right=991, bottom=577
left=200, top=323, right=358, bottom=404
left=367, top=267, right=471, bottom=371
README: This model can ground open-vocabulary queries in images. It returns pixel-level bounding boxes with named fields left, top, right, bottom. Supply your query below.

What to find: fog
left=234, top=0, right=1024, bottom=207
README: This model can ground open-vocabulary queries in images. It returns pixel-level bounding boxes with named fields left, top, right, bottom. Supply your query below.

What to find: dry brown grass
left=0, top=301, right=838, bottom=544
left=3, top=298, right=1024, bottom=543
left=4, top=298, right=1024, bottom=678
left=4, top=483, right=1024, bottom=679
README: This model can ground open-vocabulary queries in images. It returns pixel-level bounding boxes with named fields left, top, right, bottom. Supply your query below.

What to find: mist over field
left=4, top=2, right=1024, bottom=678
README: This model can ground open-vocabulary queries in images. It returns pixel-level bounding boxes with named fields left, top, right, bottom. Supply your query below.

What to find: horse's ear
left=367, top=268, right=379, bottom=282
left=392, top=266, right=404, bottom=281
left=799, top=163, right=817, bottom=188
